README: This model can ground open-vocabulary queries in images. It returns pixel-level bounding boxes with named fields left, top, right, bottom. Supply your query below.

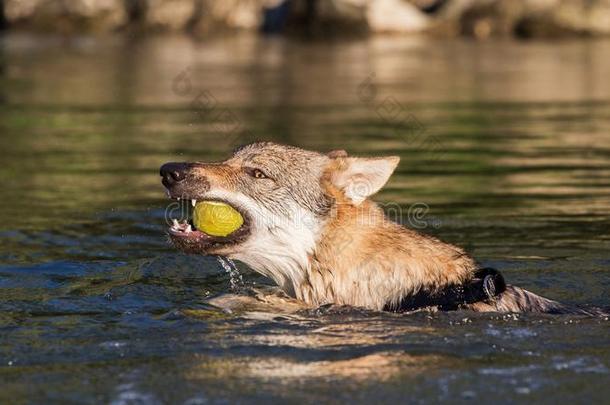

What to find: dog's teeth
left=172, top=219, right=179, bottom=227
left=191, top=199, right=196, bottom=207
left=185, top=224, right=192, bottom=233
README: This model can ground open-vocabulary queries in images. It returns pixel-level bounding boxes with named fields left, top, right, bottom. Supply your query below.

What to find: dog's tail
left=468, top=285, right=608, bottom=316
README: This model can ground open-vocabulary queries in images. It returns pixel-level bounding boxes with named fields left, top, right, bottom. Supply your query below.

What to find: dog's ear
left=327, top=149, right=348, bottom=158
left=329, top=156, right=400, bottom=205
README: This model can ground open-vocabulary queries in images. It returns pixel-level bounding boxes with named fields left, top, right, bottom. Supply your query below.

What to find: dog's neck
left=230, top=201, right=323, bottom=297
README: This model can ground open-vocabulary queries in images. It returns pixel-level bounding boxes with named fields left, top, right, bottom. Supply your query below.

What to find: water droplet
left=217, top=256, right=243, bottom=291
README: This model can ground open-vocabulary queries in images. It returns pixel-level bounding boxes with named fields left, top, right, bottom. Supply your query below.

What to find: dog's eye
left=246, top=168, right=269, bottom=179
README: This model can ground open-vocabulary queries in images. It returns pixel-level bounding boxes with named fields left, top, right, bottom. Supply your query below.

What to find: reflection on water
left=1, top=32, right=609, bottom=403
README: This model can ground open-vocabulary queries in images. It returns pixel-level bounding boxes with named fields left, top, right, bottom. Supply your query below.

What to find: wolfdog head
left=160, top=142, right=399, bottom=291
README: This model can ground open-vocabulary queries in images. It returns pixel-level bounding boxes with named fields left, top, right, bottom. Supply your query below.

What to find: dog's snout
left=160, top=162, right=190, bottom=188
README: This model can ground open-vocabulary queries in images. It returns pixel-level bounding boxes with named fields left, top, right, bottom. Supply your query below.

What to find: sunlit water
left=1, top=33, right=609, bottom=403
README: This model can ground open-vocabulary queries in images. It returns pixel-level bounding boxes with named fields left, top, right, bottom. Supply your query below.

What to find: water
left=1, top=32, right=609, bottom=403
left=216, top=257, right=243, bottom=292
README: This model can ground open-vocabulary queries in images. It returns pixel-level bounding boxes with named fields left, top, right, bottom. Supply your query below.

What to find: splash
left=216, top=256, right=244, bottom=291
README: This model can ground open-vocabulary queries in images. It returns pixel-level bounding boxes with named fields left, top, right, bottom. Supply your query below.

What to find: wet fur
left=163, top=142, right=594, bottom=314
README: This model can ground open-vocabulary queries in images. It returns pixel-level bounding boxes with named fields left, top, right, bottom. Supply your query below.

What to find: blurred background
left=1, top=0, right=610, bottom=38
left=1, top=1, right=610, bottom=404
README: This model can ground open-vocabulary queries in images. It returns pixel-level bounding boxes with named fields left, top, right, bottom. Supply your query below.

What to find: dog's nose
left=160, top=162, right=190, bottom=188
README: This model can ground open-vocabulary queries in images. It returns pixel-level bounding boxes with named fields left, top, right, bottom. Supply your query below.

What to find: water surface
left=1, top=33, right=609, bottom=404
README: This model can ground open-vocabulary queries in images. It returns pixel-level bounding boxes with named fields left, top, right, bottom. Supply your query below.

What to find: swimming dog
left=160, top=142, right=575, bottom=313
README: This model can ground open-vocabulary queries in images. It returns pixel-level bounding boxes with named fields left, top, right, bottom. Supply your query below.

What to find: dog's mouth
left=166, top=198, right=251, bottom=254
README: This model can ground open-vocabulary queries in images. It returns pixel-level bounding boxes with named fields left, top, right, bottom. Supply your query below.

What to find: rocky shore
left=1, top=0, right=609, bottom=38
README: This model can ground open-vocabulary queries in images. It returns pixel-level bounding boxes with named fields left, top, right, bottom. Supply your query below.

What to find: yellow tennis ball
left=193, top=201, right=244, bottom=237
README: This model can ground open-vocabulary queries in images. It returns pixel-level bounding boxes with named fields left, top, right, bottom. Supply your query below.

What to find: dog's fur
left=161, top=142, right=578, bottom=314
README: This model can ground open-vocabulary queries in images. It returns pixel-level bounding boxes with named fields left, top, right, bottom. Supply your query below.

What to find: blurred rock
left=285, top=0, right=368, bottom=36
left=439, top=0, right=525, bottom=37
left=407, top=0, right=448, bottom=13
left=145, top=0, right=195, bottom=30
left=4, top=0, right=127, bottom=32
left=145, top=0, right=270, bottom=32
left=190, top=0, right=269, bottom=34
left=520, top=0, right=610, bottom=37
left=437, top=0, right=610, bottom=38
left=286, top=0, right=429, bottom=36
left=368, top=0, right=429, bottom=32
